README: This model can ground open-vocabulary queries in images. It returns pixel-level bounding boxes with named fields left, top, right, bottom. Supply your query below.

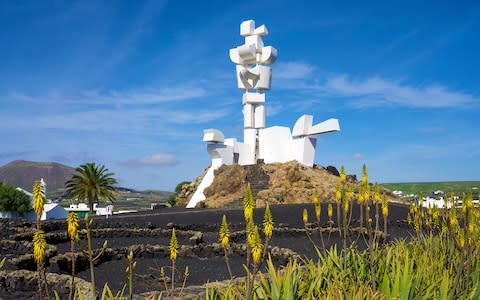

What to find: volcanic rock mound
left=177, top=161, right=346, bottom=208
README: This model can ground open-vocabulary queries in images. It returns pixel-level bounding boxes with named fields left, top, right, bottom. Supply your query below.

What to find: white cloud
left=322, top=75, right=477, bottom=108
left=278, top=71, right=478, bottom=109
left=121, top=153, right=179, bottom=167
left=275, top=62, right=315, bottom=80
left=0, top=106, right=229, bottom=136
left=9, top=85, right=207, bottom=105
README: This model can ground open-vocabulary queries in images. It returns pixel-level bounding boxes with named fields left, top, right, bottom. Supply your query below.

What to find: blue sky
left=1, top=1, right=479, bottom=191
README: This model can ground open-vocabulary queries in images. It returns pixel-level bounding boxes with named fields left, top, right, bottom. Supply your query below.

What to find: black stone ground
left=1, top=203, right=413, bottom=297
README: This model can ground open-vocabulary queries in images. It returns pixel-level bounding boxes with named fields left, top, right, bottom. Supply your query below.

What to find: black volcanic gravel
left=1, top=203, right=414, bottom=295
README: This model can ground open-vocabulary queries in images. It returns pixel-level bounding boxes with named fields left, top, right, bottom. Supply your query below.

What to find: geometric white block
left=244, top=128, right=257, bottom=164
left=203, top=129, right=225, bottom=142
left=245, top=35, right=264, bottom=50
left=254, top=104, right=265, bottom=128
left=292, top=116, right=340, bottom=137
left=236, top=66, right=256, bottom=90
left=240, top=20, right=255, bottom=37
left=243, top=92, right=265, bottom=104
left=260, top=46, right=277, bottom=65
left=292, top=115, right=313, bottom=137
left=254, top=65, right=272, bottom=90
left=292, top=136, right=317, bottom=167
left=243, top=104, right=254, bottom=128
left=224, top=138, right=239, bottom=154
left=254, top=24, right=268, bottom=36
left=237, top=142, right=254, bottom=165
left=309, top=118, right=340, bottom=135
left=230, top=46, right=257, bottom=65
left=258, top=126, right=292, bottom=164
left=207, top=143, right=234, bottom=165
left=237, top=44, right=257, bottom=63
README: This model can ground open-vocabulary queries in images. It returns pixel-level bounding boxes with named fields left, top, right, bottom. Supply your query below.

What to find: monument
left=186, top=20, right=340, bottom=208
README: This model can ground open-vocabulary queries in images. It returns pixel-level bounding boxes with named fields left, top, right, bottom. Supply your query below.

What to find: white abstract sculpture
left=186, top=20, right=340, bottom=208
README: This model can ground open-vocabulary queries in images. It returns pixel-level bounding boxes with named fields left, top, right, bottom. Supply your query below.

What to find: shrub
left=167, top=193, right=177, bottom=207
left=0, top=182, right=32, bottom=213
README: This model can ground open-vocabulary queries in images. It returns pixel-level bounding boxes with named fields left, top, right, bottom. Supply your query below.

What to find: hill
left=381, top=181, right=480, bottom=196
left=0, top=160, right=75, bottom=193
left=177, top=161, right=401, bottom=208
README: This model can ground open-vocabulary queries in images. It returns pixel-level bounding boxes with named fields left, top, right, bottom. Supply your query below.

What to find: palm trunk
left=88, top=196, right=94, bottom=214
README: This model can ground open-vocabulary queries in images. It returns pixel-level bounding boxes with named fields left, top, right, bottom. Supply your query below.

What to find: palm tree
left=65, top=163, right=117, bottom=213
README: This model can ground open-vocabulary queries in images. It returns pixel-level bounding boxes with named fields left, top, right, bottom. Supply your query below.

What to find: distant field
left=381, top=181, right=480, bottom=196
left=59, top=190, right=173, bottom=212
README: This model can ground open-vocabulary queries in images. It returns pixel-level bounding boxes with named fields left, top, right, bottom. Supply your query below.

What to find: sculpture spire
left=229, top=20, right=277, bottom=163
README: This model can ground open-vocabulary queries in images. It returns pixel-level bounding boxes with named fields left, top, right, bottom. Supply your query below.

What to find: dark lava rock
left=0, top=270, right=91, bottom=299
left=347, top=174, right=357, bottom=182
left=325, top=166, right=340, bottom=177
left=189, top=232, right=204, bottom=246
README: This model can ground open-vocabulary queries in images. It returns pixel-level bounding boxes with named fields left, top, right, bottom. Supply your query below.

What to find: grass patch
left=381, top=181, right=480, bottom=196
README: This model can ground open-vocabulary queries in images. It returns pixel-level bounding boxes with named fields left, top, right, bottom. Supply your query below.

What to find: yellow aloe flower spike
left=312, top=191, right=319, bottom=205
left=382, top=194, right=389, bottom=217
left=361, top=163, right=368, bottom=186
left=328, top=203, right=333, bottom=220
left=169, top=228, right=179, bottom=261
left=32, top=180, right=45, bottom=218
left=315, top=204, right=321, bottom=222
left=219, top=215, right=230, bottom=248
left=303, top=208, right=309, bottom=225
left=335, top=185, right=342, bottom=203
left=66, top=212, right=79, bottom=241
left=262, top=204, right=273, bottom=240
left=339, top=166, right=346, bottom=184
left=250, top=225, right=262, bottom=265
left=33, top=229, right=46, bottom=264
left=243, top=184, right=254, bottom=221
left=247, top=220, right=256, bottom=247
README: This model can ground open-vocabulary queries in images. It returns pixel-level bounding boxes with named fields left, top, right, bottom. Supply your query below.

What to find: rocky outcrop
left=176, top=167, right=209, bottom=206
left=178, top=161, right=347, bottom=208
left=0, top=270, right=91, bottom=299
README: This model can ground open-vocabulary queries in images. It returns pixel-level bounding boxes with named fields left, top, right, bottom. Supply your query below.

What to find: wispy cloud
left=9, top=85, right=207, bottom=105
left=120, top=153, right=179, bottom=167
left=275, top=62, right=315, bottom=80
left=322, top=75, right=477, bottom=108
left=0, top=107, right=229, bottom=135
left=280, top=72, right=478, bottom=109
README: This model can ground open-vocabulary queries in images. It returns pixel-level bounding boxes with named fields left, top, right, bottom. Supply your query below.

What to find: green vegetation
left=0, top=182, right=32, bottom=213
left=175, top=181, right=190, bottom=194
left=65, top=163, right=118, bottom=213
left=381, top=181, right=480, bottom=196
left=166, top=194, right=176, bottom=207
left=166, top=181, right=191, bottom=207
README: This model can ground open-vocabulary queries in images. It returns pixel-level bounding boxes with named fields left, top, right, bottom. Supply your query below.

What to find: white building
left=66, top=203, right=113, bottom=218
left=41, top=203, right=68, bottom=220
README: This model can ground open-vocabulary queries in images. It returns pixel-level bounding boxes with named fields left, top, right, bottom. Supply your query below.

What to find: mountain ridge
left=0, top=160, right=75, bottom=192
